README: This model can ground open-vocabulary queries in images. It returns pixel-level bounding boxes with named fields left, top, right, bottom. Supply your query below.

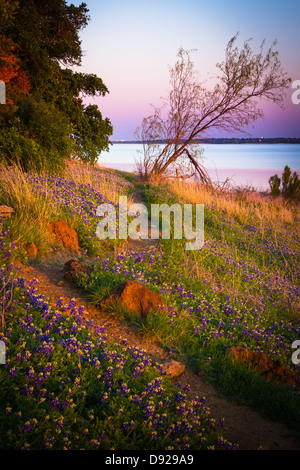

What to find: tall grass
left=0, top=165, right=52, bottom=221
left=168, top=179, right=297, bottom=227
left=67, top=160, right=134, bottom=205
left=0, top=165, right=54, bottom=254
left=0, top=162, right=135, bottom=259
left=165, top=180, right=300, bottom=320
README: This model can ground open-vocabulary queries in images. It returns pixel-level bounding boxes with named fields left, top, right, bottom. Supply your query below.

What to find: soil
left=16, top=188, right=300, bottom=450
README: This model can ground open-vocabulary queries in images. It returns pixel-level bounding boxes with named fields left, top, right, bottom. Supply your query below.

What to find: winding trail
left=19, top=188, right=300, bottom=450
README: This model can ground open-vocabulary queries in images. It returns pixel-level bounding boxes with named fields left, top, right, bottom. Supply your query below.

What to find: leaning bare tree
left=135, top=34, right=291, bottom=183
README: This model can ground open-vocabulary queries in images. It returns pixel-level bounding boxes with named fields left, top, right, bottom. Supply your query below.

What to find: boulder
left=101, top=280, right=165, bottom=318
left=48, top=219, right=79, bottom=254
left=159, top=359, right=185, bottom=378
left=0, top=205, right=14, bottom=219
left=228, top=346, right=299, bottom=388
left=63, top=259, right=92, bottom=282
left=25, top=242, right=38, bottom=260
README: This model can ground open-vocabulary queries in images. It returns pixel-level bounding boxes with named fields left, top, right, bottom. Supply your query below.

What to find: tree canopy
left=135, top=35, right=291, bottom=183
left=0, top=0, right=113, bottom=172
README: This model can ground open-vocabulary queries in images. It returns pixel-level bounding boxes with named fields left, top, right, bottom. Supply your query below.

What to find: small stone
left=160, top=359, right=185, bottom=378
left=0, top=205, right=14, bottom=219
left=23, top=266, right=34, bottom=272
left=197, top=370, right=205, bottom=377
left=25, top=242, right=37, bottom=259
left=63, top=259, right=92, bottom=282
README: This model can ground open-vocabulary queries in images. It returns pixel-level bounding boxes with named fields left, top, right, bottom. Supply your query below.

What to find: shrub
left=269, top=166, right=300, bottom=202
left=281, top=165, right=300, bottom=202
left=268, top=174, right=281, bottom=198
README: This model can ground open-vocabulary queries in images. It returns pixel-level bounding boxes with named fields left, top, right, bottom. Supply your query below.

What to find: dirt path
left=18, top=188, right=300, bottom=450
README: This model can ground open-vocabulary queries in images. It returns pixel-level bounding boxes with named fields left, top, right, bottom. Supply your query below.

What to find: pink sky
left=72, top=0, right=300, bottom=140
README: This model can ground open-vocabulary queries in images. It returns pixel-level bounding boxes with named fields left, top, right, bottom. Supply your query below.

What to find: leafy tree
left=0, top=34, right=31, bottom=107
left=0, top=0, right=112, bottom=171
left=0, top=0, right=31, bottom=112
left=136, top=35, right=291, bottom=182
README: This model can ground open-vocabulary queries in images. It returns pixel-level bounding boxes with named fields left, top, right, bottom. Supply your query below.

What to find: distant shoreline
left=112, top=138, right=300, bottom=144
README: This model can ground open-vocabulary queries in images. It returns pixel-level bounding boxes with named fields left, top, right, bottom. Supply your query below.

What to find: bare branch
left=135, top=35, right=291, bottom=183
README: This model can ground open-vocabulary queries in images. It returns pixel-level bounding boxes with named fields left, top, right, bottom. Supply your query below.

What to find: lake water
left=98, top=143, right=300, bottom=190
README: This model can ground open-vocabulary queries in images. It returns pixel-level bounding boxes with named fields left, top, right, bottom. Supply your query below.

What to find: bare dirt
left=17, top=188, right=300, bottom=450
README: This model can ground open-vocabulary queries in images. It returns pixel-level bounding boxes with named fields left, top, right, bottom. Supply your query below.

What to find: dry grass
left=0, top=165, right=51, bottom=221
left=0, top=162, right=134, bottom=256
left=158, top=178, right=300, bottom=320
left=0, top=165, right=53, bottom=253
left=66, top=160, right=133, bottom=205
left=167, top=179, right=298, bottom=228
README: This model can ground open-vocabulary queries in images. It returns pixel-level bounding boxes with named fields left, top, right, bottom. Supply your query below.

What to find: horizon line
left=111, top=137, right=300, bottom=144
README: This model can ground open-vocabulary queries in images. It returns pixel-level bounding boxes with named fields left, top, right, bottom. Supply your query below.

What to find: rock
left=159, top=359, right=185, bottom=378
left=22, top=266, right=34, bottom=272
left=197, top=370, right=205, bottom=377
left=25, top=242, right=37, bottom=260
left=47, top=219, right=79, bottom=254
left=0, top=205, right=14, bottom=219
left=228, top=346, right=299, bottom=388
left=101, top=280, right=166, bottom=318
left=63, top=259, right=92, bottom=282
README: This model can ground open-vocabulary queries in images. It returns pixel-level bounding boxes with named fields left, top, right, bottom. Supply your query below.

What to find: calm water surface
left=99, top=143, right=300, bottom=190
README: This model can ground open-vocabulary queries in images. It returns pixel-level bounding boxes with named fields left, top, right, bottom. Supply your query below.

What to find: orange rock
left=0, top=205, right=14, bottom=219
left=228, top=346, right=299, bottom=388
left=63, top=259, right=92, bottom=282
left=25, top=242, right=37, bottom=259
left=101, top=280, right=166, bottom=318
left=47, top=219, right=79, bottom=254
left=160, top=359, right=185, bottom=378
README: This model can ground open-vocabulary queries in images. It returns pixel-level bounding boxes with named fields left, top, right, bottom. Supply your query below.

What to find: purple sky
left=72, top=0, right=300, bottom=140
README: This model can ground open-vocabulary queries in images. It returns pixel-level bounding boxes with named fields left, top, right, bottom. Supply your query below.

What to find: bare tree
left=135, top=34, right=291, bottom=183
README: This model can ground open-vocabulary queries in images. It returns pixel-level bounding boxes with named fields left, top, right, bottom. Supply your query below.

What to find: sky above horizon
left=71, top=0, right=300, bottom=140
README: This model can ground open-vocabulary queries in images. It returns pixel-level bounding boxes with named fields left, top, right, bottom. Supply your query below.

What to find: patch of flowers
left=87, top=247, right=300, bottom=377
left=25, top=170, right=131, bottom=254
left=81, top=180, right=300, bottom=407
left=0, top=166, right=133, bottom=256
left=0, top=226, right=237, bottom=450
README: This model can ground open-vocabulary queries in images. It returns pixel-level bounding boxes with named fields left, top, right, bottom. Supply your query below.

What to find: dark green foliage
left=268, top=174, right=281, bottom=198
left=282, top=165, right=300, bottom=202
left=269, top=166, right=300, bottom=202
left=0, top=0, right=113, bottom=172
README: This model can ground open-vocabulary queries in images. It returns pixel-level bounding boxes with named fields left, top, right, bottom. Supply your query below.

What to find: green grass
left=1, top=164, right=300, bottom=449
left=0, top=239, right=234, bottom=450
left=79, top=179, right=300, bottom=430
